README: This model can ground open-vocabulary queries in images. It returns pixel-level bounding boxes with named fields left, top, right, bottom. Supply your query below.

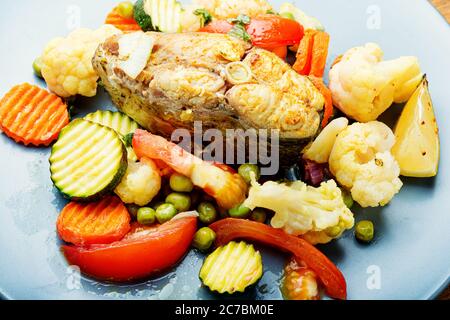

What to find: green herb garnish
left=123, top=133, right=134, bottom=148
left=194, top=8, right=212, bottom=27
left=227, top=14, right=251, bottom=42
left=228, top=14, right=251, bottom=25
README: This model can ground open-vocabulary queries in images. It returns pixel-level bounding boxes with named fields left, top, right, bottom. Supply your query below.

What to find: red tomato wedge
left=63, top=216, right=197, bottom=282
left=209, top=218, right=347, bottom=300
left=200, top=15, right=304, bottom=49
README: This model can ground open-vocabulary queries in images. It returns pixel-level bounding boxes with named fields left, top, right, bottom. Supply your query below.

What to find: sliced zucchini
left=142, top=0, right=182, bottom=33
left=50, top=119, right=127, bottom=201
left=84, top=110, right=139, bottom=161
left=199, top=241, right=263, bottom=294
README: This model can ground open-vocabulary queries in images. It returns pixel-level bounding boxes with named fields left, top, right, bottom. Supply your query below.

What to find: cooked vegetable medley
left=0, top=0, right=441, bottom=301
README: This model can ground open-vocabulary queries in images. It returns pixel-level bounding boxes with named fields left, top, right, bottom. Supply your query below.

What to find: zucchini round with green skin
left=50, top=119, right=128, bottom=201
left=134, top=0, right=182, bottom=33
left=200, top=241, right=263, bottom=294
left=84, top=110, right=139, bottom=161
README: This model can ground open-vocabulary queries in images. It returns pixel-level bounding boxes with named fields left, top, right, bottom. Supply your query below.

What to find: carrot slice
left=57, top=196, right=131, bottom=246
left=105, top=6, right=141, bottom=32
left=0, top=83, right=69, bottom=146
left=293, top=30, right=317, bottom=75
left=309, top=76, right=334, bottom=128
left=331, top=54, right=343, bottom=68
left=309, top=31, right=330, bottom=78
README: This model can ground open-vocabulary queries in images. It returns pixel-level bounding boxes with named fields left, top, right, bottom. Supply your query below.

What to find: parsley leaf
left=227, top=14, right=252, bottom=42
left=194, top=8, right=213, bottom=27
left=228, top=14, right=251, bottom=25
left=228, top=24, right=252, bottom=42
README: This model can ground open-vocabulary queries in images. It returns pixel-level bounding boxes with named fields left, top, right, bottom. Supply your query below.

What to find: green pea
left=117, top=1, right=134, bottom=19
left=152, top=201, right=165, bottom=210
left=169, top=173, right=194, bottom=192
left=238, top=164, right=261, bottom=184
left=126, top=204, right=140, bottom=219
left=325, top=225, right=342, bottom=238
left=250, top=208, right=267, bottom=223
left=137, top=207, right=156, bottom=225
left=166, top=193, right=192, bottom=212
left=341, top=189, right=354, bottom=209
left=155, top=203, right=178, bottom=224
left=228, top=204, right=251, bottom=219
left=33, top=57, right=43, bottom=78
left=355, top=220, right=374, bottom=243
left=198, top=202, right=218, bottom=225
left=192, top=227, right=216, bottom=252
left=280, top=12, right=295, bottom=21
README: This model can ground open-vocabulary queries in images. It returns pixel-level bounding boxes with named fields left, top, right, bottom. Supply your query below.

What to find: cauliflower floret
left=194, top=0, right=272, bottom=20
left=181, top=4, right=204, bottom=32
left=243, top=179, right=354, bottom=244
left=41, top=25, right=121, bottom=97
left=329, top=43, right=423, bottom=122
left=115, top=158, right=161, bottom=206
left=329, top=121, right=403, bottom=208
left=303, top=117, right=349, bottom=163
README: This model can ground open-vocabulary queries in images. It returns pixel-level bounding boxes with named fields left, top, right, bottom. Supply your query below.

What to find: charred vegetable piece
left=200, top=241, right=263, bottom=294
left=50, top=119, right=127, bottom=201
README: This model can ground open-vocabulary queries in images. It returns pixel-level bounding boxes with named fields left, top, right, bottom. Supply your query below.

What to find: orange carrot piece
left=293, top=30, right=317, bottom=75
left=309, top=31, right=330, bottom=78
left=0, top=83, right=69, bottom=146
left=105, top=7, right=141, bottom=32
left=57, top=196, right=131, bottom=246
left=309, top=77, right=334, bottom=128
left=332, top=54, right=343, bottom=68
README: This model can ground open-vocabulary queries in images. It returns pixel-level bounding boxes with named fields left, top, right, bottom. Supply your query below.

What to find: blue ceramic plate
left=0, top=0, right=449, bottom=300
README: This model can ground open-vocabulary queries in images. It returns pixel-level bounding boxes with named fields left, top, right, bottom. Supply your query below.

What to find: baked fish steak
left=93, top=32, right=325, bottom=164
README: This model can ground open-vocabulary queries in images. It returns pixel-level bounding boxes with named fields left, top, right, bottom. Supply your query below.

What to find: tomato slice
left=247, top=15, right=304, bottom=48
left=199, top=20, right=233, bottom=34
left=200, top=15, right=304, bottom=49
left=63, top=216, right=197, bottom=282
left=209, top=218, right=347, bottom=300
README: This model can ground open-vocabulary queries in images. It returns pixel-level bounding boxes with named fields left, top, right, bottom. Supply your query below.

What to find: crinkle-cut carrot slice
left=57, top=196, right=131, bottom=246
left=0, top=83, right=69, bottom=146
left=105, top=7, right=141, bottom=32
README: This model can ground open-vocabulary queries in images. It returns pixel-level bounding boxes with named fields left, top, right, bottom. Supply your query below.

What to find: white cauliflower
left=181, top=4, right=204, bottom=32
left=41, top=25, right=121, bottom=97
left=194, top=0, right=272, bottom=20
left=303, top=117, right=349, bottom=164
left=329, top=43, right=423, bottom=122
left=115, top=158, right=162, bottom=206
left=329, top=121, right=403, bottom=208
left=243, top=180, right=354, bottom=245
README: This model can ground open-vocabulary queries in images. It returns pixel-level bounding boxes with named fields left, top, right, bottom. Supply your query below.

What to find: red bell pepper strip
left=209, top=218, right=347, bottom=300
left=63, top=216, right=197, bottom=282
